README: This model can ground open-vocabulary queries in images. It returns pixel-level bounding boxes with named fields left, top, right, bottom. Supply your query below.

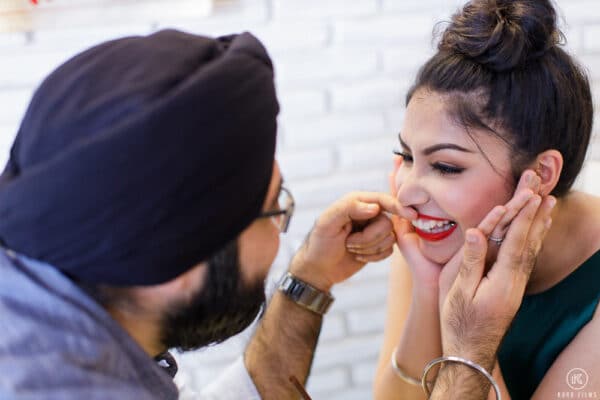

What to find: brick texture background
left=1, top=1, right=599, bottom=399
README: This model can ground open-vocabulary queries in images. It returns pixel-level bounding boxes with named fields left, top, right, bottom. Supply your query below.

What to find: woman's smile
left=411, top=214, right=457, bottom=241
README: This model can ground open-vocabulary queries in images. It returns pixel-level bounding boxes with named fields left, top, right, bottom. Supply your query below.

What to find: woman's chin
left=422, top=253, right=451, bottom=265
left=418, top=239, right=459, bottom=265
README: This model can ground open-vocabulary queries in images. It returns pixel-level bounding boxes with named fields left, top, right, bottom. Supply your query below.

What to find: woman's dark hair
left=407, top=0, right=593, bottom=196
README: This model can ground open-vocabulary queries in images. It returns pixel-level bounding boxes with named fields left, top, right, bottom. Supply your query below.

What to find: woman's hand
left=388, top=155, right=446, bottom=294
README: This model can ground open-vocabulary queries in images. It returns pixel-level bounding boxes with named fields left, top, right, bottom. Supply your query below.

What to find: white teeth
left=411, top=218, right=455, bottom=233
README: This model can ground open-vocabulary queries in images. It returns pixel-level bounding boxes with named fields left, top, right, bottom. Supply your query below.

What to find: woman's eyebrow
left=422, top=143, right=474, bottom=155
left=398, top=135, right=411, bottom=151
left=398, top=135, right=474, bottom=155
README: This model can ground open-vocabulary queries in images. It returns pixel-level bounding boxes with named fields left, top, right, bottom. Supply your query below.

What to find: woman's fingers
left=389, top=155, right=402, bottom=197
left=354, top=247, right=395, bottom=263
left=343, top=212, right=397, bottom=262
left=347, top=231, right=396, bottom=256
left=346, top=214, right=397, bottom=259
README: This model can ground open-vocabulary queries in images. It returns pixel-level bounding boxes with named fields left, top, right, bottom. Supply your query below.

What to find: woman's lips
left=412, top=214, right=457, bottom=242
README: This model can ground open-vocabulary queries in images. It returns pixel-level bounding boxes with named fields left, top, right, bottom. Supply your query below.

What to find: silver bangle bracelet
left=422, top=356, right=501, bottom=400
left=390, top=347, right=421, bottom=386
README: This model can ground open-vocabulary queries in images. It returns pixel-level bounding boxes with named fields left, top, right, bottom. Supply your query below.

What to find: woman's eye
left=433, top=163, right=464, bottom=175
left=393, top=149, right=413, bottom=163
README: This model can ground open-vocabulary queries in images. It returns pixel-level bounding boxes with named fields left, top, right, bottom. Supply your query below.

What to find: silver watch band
left=277, top=272, right=334, bottom=315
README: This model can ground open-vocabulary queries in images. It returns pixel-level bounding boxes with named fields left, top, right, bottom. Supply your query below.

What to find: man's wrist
left=277, top=272, right=335, bottom=315
left=441, top=342, right=498, bottom=372
left=429, top=361, right=491, bottom=400
left=288, top=250, right=334, bottom=292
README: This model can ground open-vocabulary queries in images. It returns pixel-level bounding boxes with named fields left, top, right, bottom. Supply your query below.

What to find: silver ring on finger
left=488, top=235, right=504, bottom=245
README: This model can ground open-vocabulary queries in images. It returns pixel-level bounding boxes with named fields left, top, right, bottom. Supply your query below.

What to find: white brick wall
left=1, top=0, right=600, bottom=399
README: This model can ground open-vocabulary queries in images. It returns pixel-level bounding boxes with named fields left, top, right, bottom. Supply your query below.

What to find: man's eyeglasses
left=257, top=187, right=294, bottom=233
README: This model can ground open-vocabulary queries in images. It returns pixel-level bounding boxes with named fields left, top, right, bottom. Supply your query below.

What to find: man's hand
left=289, top=192, right=416, bottom=291
left=438, top=170, right=543, bottom=311
left=246, top=192, right=415, bottom=399
left=429, top=192, right=555, bottom=400
left=441, top=193, right=555, bottom=363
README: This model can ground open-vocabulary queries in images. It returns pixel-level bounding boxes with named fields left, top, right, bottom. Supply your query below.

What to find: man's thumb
left=344, top=201, right=380, bottom=222
left=456, top=229, right=487, bottom=298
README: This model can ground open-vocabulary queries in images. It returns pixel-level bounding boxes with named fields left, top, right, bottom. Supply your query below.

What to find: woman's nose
left=394, top=166, right=429, bottom=207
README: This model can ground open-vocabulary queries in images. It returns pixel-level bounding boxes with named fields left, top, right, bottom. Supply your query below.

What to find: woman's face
left=395, top=89, right=514, bottom=264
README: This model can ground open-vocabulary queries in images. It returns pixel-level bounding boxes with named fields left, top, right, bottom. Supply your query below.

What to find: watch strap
left=277, top=272, right=334, bottom=315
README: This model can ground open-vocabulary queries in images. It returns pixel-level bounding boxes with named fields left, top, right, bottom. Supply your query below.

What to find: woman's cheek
left=436, top=181, right=496, bottom=228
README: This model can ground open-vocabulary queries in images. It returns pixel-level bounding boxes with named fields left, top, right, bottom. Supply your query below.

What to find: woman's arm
left=373, top=248, right=442, bottom=400
left=486, top=361, right=511, bottom=400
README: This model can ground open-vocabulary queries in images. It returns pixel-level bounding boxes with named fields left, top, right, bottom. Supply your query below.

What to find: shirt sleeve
left=192, top=356, right=261, bottom=400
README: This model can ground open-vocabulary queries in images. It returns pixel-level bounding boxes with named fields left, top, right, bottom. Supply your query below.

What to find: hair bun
left=440, top=0, right=559, bottom=71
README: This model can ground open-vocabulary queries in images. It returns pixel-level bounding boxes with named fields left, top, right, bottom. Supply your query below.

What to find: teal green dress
left=498, top=250, right=600, bottom=399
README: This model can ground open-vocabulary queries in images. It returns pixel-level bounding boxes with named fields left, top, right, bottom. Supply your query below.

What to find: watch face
left=278, top=273, right=334, bottom=315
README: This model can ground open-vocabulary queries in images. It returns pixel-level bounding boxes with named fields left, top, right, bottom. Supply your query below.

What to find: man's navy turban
left=0, top=30, right=279, bottom=285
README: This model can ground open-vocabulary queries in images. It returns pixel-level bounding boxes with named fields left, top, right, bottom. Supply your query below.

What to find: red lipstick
left=413, top=214, right=457, bottom=242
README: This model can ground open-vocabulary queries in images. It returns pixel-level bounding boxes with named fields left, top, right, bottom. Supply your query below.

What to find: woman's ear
left=532, top=150, right=563, bottom=196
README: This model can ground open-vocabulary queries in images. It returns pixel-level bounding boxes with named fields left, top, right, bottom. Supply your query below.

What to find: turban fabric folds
left=0, top=30, right=279, bottom=285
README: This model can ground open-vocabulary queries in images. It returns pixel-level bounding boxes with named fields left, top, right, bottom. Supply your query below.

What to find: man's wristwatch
left=277, top=272, right=334, bottom=315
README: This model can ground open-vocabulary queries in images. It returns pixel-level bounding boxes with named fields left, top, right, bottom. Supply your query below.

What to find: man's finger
left=477, top=205, right=507, bottom=236
left=315, top=192, right=416, bottom=231
left=354, top=192, right=417, bottom=220
left=347, top=200, right=382, bottom=221
left=437, top=245, right=466, bottom=305
left=488, top=187, right=535, bottom=240
left=486, top=171, right=538, bottom=239
left=492, top=194, right=542, bottom=282
left=515, top=169, right=541, bottom=194
left=518, top=195, right=556, bottom=279
left=454, top=229, right=488, bottom=300
left=315, top=196, right=380, bottom=232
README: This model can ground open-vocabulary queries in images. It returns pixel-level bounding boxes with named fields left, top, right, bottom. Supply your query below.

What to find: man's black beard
left=160, top=239, right=266, bottom=352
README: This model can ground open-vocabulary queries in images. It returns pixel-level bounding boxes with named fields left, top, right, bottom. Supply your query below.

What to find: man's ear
left=125, top=262, right=208, bottom=315
left=531, top=150, right=563, bottom=196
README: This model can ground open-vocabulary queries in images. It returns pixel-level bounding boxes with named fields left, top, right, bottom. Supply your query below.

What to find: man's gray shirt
left=0, top=249, right=179, bottom=400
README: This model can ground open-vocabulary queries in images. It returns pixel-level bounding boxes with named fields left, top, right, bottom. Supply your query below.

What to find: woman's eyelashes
left=432, top=162, right=464, bottom=175
left=392, top=149, right=464, bottom=175
left=393, top=149, right=413, bottom=162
